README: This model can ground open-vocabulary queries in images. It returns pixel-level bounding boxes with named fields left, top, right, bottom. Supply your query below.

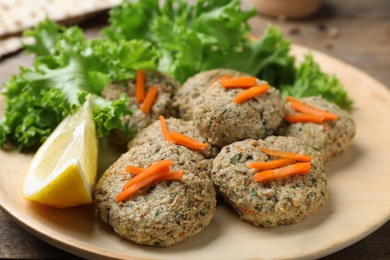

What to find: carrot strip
left=116, top=166, right=171, bottom=202
left=253, top=162, right=311, bottom=182
left=220, top=77, right=257, bottom=88
left=125, top=165, right=145, bottom=175
left=284, top=113, right=325, bottom=124
left=286, top=96, right=338, bottom=121
left=259, top=147, right=312, bottom=162
left=140, top=86, right=158, bottom=113
left=168, top=131, right=208, bottom=150
left=117, top=168, right=184, bottom=202
left=233, top=84, right=270, bottom=104
left=212, top=74, right=234, bottom=85
left=156, top=170, right=184, bottom=181
left=249, top=158, right=296, bottom=171
left=125, top=166, right=184, bottom=180
left=123, top=160, right=173, bottom=189
left=135, top=70, right=145, bottom=103
left=159, top=115, right=173, bottom=142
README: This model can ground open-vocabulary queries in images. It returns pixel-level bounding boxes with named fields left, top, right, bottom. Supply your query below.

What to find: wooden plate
left=0, top=44, right=390, bottom=259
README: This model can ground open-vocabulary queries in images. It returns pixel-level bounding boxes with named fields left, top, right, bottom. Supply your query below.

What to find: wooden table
left=1, top=0, right=389, bottom=259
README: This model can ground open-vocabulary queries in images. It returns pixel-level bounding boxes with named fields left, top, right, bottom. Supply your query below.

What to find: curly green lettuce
left=104, top=0, right=351, bottom=110
left=279, top=54, right=353, bottom=109
left=104, top=0, right=293, bottom=84
left=0, top=19, right=159, bottom=150
left=0, top=1, right=353, bottom=150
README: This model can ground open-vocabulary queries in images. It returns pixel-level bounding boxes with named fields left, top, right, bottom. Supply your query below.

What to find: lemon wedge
left=22, top=95, right=98, bottom=208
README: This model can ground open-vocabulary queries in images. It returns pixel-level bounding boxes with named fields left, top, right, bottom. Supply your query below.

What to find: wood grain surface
left=1, top=0, right=389, bottom=259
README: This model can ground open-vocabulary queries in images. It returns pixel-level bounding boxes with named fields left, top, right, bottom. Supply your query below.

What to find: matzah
left=0, top=36, right=22, bottom=58
left=0, top=0, right=121, bottom=57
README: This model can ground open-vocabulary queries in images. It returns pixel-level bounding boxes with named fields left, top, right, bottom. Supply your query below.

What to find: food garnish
left=284, top=113, right=325, bottom=124
left=259, top=147, right=313, bottom=162
left=125, top=165, right=145, bottom=175
left=0, top=0, right=352, bottom=150
left=220, top=77, right=258, bottom=88
left=168, top=131, right=208, bottom=150
left=0, top=19, right=159, bottom=150
left=159, top=115, right=208, bottom=150
left=285, top=96, right=339, bottom=123
left=140, top=86, right=158, bottom=113
left=253, top=162, right=311, bottom=182
left=250, top=147, right=313, bottom=182
left=123, top=160, right=173, bottom=189
left=117, top=160, right=184, bottom=202
left=249, top=158, right=296, bottom=171
left=159, top=115, right=173, bottom=142
left=21, top=95, right=98, bottom=208
left=125, top=165, right=184, bottom=181
left=211, top=74, right=233, bottom=84
left=233, top=84, right=270, bottom=104
left=104, top=0, right=352, bottom=108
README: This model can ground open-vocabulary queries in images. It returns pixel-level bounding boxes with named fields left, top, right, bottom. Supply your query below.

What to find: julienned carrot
left=117, top=168, right=184, bottom=202
left=249, top=158, right=296, bottom=171
left=123, top=160, right=173, bottom=189
left=156, top=170, right=184, bottom=181
left=220, top=77, right=257, bottom=88
left=159, top=115, right=173, bottom=142
left=126, top=166, right=184, bottom=180
left=169, top=131, right=208, bottom=150
left=233, top=84, right=270, bottom=104
left=284, top=113, right=325, bottom=124
left=286, top=96, right=338, bottom=121
left=136, top=70, right=145, bottom=103
left=140, top=86, right=158, bottom=113
left=159, top=115, right=208, bottom=150
left=253, top=162, right=311, bottom=182
left=259, top=147, right=312, bottom=162
left=116, top=166, right=170, bottom=202
left=125, top=165, right=145, bottom=175
left=212, top=74, right=233, bottom=85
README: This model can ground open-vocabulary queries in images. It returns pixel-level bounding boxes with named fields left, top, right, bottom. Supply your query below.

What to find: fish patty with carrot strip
left=211, top=136, right=328, bottom=228
left=94, top=141, right=216, bottom=248
left=279, top=96, right=356, bottom=161
left=102, top=70, right=181, bottom=149
left=127, top=117, right=219, bottom=158
left=173, top=68, right=250, bottom=120
left=193, top=77, right=285, bottom=147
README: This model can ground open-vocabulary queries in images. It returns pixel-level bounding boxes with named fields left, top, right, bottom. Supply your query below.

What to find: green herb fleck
left=251, top=189, right=258, bottom=197
left=230, top=152, right=243, bottom=164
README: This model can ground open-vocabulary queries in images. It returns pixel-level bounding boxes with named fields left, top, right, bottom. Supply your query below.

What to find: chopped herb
left=250, top=189, right=258, bottom=197
left=230, top=152, right=243, bottom=164
left=221, top=108, right=229, bottom=115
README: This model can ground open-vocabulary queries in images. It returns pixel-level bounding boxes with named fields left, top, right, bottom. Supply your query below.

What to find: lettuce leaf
left=104, top=0, right=270, bottom=83
left=0, top=20, right=159, bottom=150
left=279, top=54, right=353, bottom=109
left=0, top=1, right=353, bottom=150
left=104, top=0, right=351, bottom=109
